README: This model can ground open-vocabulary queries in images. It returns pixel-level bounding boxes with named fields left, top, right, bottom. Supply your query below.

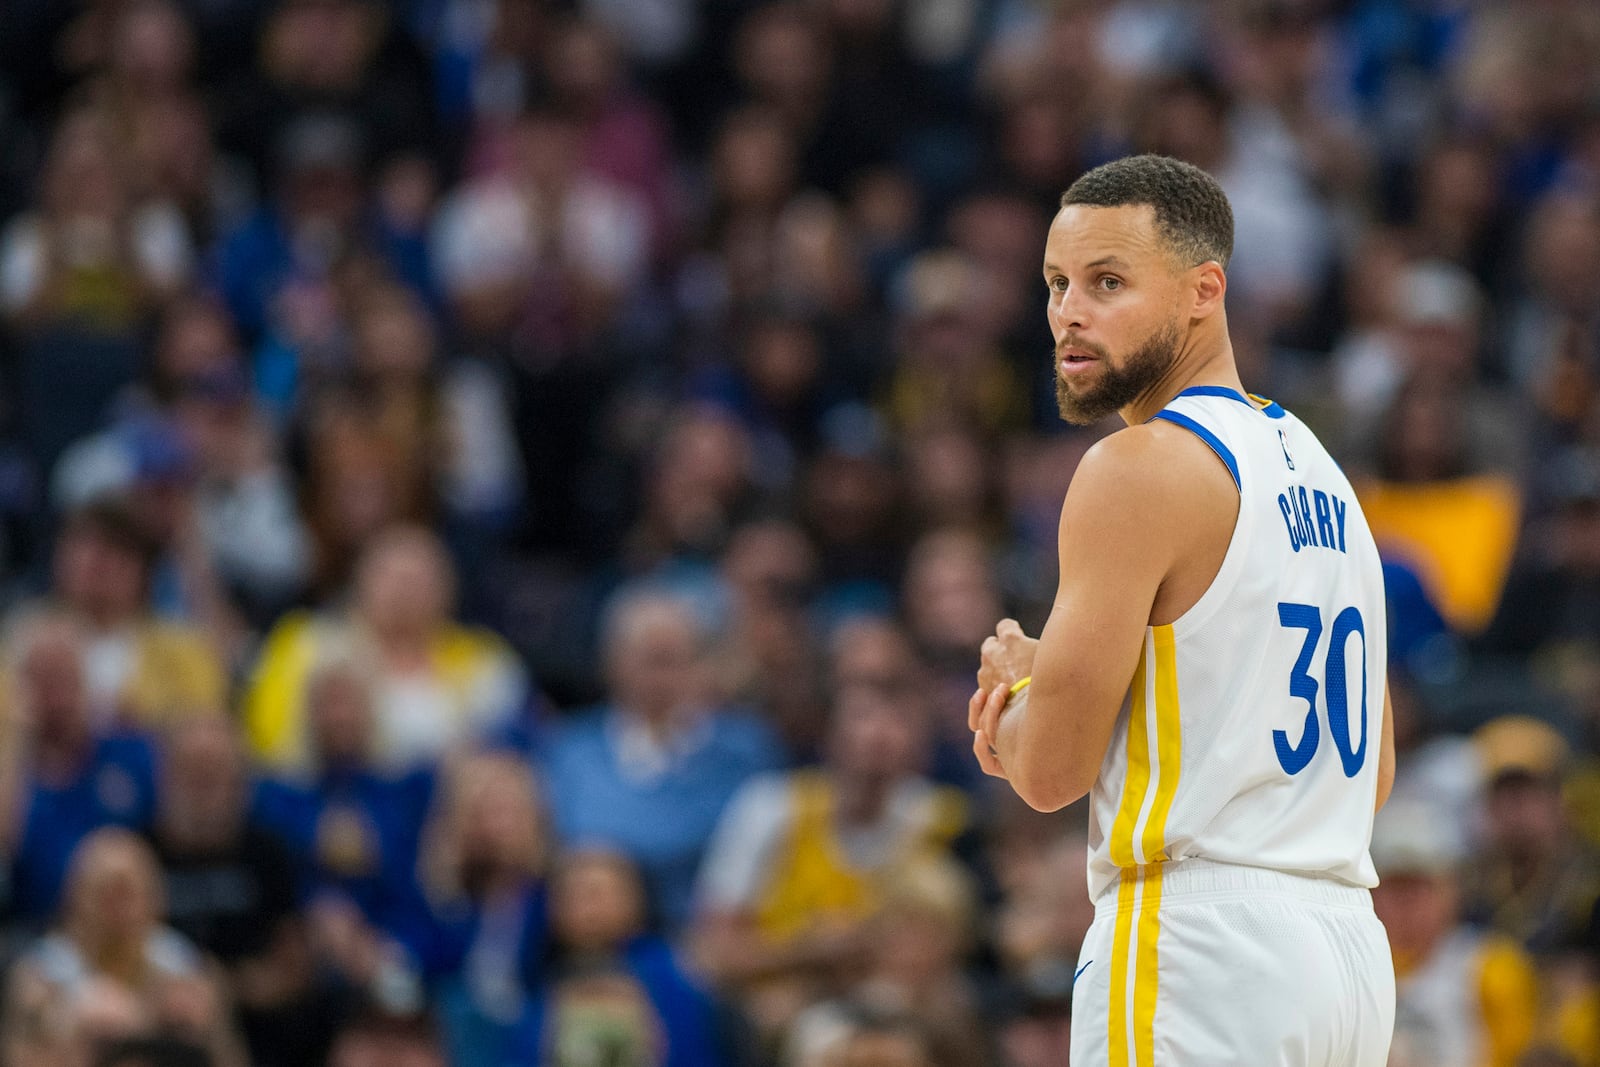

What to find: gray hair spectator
left=542, top=585, right=785, bottom=931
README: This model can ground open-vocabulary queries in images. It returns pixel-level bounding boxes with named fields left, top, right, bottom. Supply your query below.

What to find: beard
left=1055, top=318, right=1182, bottom=425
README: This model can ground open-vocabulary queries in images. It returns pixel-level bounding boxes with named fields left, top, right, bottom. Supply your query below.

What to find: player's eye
left=1098, top=275, right=1122, bottom=291
left=1049, top=276, right=1068, bottom=293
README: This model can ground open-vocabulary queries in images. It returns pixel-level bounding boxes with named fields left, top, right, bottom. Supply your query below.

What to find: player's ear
left=1190, top=261, right=1227, bottom=319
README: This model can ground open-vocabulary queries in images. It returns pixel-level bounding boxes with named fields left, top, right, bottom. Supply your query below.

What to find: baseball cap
left=1397, top=259, right=1482, bottom=329
left=1369, top=798, right=1466, bottom=877
left=1474, top=715, right=1569, bottom=785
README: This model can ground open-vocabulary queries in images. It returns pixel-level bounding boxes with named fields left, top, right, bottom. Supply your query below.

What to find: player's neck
left=1118, top=333, right=1244, bottom=426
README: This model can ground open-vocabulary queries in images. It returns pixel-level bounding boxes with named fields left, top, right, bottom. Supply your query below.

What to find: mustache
left=1054, top=335, right=1111, bottom=361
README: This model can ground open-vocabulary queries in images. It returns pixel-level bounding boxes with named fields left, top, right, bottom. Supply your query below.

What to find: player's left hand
left=969, top=683, right=1010, bottom=779
left=977, top=618, right=1038, bottom=692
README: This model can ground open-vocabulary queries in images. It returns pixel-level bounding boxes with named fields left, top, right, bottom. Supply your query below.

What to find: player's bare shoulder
left=1068, top=419, right=1238, bottom=522
left=1063, top=420, right=1239, bottom=622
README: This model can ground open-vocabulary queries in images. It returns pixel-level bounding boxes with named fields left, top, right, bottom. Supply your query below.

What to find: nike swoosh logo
left=1074, top=960, right=1093, bottom=984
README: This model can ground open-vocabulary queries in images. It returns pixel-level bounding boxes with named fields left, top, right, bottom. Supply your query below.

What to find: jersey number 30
left=1274, top=602, right=1368, bottom=777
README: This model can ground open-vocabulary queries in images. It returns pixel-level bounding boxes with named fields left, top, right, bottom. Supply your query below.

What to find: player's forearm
left=996, top=688, right=1096, bottom=812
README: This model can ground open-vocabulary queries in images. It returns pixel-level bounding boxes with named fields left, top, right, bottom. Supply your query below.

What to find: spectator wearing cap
left=1350, top=259, right=1536, bottom=646
left=1372, top=798, right=1539, bottom=1067
left=0, top=611, right=159, bottom=922
left=52, top=295, right=312, bottom=642
left=541, top=586, right=785, bottom=932
left=1335, top=257, right=1527, bottom=463
left=1462, top=716, right=1600, bottom=957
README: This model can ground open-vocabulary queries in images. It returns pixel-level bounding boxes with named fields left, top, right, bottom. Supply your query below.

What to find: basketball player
left=969, top=155, right=1396, bottom=1065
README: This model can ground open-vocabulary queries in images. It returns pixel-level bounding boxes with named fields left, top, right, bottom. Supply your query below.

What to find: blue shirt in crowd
left=8, top=733, right=158, bottom=919
left=252, top=766, right=436, bottom=947
left=539, top=707, right=785, bottom=930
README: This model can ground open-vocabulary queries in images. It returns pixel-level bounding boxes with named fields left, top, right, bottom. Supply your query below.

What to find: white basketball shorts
left=1070, top=858, right=1395, bottom=1066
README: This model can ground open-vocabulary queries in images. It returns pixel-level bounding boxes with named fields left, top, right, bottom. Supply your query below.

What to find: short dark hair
left=1060, top=154, right=1234, bottom=269
left=60, top=496, right=160, bottom=573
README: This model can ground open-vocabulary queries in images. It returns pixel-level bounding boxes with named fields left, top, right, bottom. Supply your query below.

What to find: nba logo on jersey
left=1279, top=428, right=1296, bottom=470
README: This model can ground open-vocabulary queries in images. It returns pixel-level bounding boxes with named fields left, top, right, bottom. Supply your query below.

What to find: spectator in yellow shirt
left=244, top=524, right=527, bottom=775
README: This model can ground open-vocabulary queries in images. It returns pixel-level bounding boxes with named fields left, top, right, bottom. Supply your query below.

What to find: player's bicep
left=1007, top=436, right=1178, bottom=806
left=1037, top=468, right=1168, bottom=709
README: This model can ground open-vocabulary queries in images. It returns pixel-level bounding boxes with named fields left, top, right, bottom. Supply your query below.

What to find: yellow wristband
left=1008, top=676, right=1032, bottom=697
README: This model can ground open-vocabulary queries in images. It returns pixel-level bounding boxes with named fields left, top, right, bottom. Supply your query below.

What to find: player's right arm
left=980, top=421, right=1236, bottom=811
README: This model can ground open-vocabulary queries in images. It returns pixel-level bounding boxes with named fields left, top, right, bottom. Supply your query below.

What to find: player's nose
left=1049, top=289, right=1088, bottom=333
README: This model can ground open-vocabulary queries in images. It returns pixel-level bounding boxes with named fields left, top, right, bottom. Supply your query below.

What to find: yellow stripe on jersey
left=1141, top=626, right=1182, bottom=863
left=1133, top=864, right=1163, bottom=1065
left=1109, top=868, right=1137, bottom=1067
left=1108, top=866, right=1164, bottom=1067
left=1107, top=629, right=1176, bottom=1064
left=1110, top=643, right=1150, bottom=867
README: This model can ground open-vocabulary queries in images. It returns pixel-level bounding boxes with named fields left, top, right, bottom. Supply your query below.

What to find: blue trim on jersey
left=1175, top=385, right=1286, bottom=420
left=1151, top=410, right=1242, bottom=491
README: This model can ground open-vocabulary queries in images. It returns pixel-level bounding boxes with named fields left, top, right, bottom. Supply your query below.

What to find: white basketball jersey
left=1086, top=386, right=1389, bottom=900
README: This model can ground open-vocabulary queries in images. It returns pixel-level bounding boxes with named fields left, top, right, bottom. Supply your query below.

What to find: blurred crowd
left=0, top=0, right=1597, bottom=1065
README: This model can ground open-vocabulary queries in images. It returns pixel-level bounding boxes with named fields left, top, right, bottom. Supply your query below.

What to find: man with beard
left=967, top=156, right=1397, bottom=1065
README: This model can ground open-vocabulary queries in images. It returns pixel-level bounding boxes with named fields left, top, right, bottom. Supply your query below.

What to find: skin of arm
left=971, top=421, right=1234, bottom=812
left=970, top=428, right=1400, bottom=818
left=1375, top=686, right=1395, bottom=814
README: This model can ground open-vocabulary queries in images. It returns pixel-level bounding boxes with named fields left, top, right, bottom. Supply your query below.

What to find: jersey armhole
left=1148, top=406, right=1253, bottom=638
left=1149, top=409, right=1241, bottom=492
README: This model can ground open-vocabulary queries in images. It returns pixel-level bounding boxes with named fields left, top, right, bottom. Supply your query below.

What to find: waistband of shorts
left=1094, top=858, right=1373, bottom=915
